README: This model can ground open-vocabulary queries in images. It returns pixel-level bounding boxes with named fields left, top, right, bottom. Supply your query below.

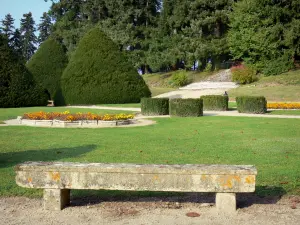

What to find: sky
left=0, top=0, right=52, bottom=28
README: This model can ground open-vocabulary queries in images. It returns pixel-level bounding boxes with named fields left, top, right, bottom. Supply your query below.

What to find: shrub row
left=236, top=96, right=267, bottom=114
left=200, top=95, right=228, bottom=111
left=141, top=98, right=203, bottom=117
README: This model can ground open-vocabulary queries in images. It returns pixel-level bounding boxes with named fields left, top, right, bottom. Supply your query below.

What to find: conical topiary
left=61, top=27, right=151, bottom=104
left=0, top=35, right=48, bottom=108
left=27, top=38, right=68, bottom=106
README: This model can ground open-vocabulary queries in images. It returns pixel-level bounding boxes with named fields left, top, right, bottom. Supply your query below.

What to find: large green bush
left=141, top=98, right=169, bottom=115
left=0, top=35, right=48, bottom=108
left=236, top=96, right=267, bottom=114
left=27, top=38, right=68, bottom=106
left=169, top=99, right=203, bottom=117
left=171, top=70, right=189, bottom=87
left=231, top=64, right=258, bottom=84
left=61, top=27, right=151, bottom=104
left=201, top=95, right=228, bottom=111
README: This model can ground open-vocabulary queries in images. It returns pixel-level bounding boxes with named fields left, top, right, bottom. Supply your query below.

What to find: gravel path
left=1, top=195, right=299, bottom=225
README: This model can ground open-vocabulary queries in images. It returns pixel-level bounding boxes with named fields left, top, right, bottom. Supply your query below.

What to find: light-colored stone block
left=216, top=193, right=236, bottom=214
left=44, top=189, right=70, bottom=210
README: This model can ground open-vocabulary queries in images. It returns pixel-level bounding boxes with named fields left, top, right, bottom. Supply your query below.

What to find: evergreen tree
left=27, top=38, right=68, bottom=105
left=61, top=27, right=151, bottom=104
left=228, top=0, right=300, bottom=75
left=20, top=12, right=37, bottom=61
left=38, top=12, right=52, bottom=44
left=11, top=29, right=23, bottom=58
left=0, top=14, right=15, bottom=44
left=0, top=35, right=48, bottom=108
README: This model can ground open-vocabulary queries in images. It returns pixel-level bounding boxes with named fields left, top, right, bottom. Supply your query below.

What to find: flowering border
left=267, top=103, right=300, bottom=109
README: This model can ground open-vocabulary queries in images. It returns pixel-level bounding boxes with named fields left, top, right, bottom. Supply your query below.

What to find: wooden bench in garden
left=15, top=162, right=257, bottom=214
left=47, top=100, right=54, bottom=107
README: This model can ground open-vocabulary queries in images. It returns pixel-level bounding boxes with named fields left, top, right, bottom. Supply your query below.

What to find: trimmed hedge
left=236, top=96, right=267, bottom=114
left=201, top=95, right=228, bottom=111
left=141, top=98, right=169, bottom=115
left=27, top=38, right=68, bottom=106
left=169, top=99, right=203, bottom=117
left=0, top=35, right=48, bottom=108
left=61, top=27, right=151, bottom=104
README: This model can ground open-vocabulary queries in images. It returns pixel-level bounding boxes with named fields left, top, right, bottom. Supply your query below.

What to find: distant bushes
left=141, top=98, right=169, bottom=115
left=236, top=96, right=267, bottom=114
left=201, top=95, right=228, bottom=111
left=171, top=70, right=189, bottom=87
left=169, top=99, right=203, bottom=117
left=231, top=64, right=258, bottom=84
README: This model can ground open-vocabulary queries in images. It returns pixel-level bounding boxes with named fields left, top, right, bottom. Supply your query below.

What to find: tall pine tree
left=11, top=29, right=23, bottom=58
left=38, top=12, right=52, bottom=44
left=0, top=14, right=15, bottom=45
left=20, top=12, right=37, bottom=61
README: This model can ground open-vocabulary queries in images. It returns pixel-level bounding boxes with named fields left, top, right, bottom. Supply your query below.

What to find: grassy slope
left=0, top=107, right=134, bottom=121
left=0, top=116, right=299, bottom=198
left=228, top=70, right=300, bottom=102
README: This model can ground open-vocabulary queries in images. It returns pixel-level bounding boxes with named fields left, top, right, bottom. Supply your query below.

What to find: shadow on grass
left=70, top=185, right=286, bottom=209
left=0, top=144, right=97, bottom=169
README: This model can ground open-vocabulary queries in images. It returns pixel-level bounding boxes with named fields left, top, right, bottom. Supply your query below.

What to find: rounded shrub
left=141, top=98, right=169, bottom=115
left=171, top=70, right=189, bottom=87
left=0, top=35, right=48, bottom=108
left=236, top=96, right=267, bottom=114
left=231, top=64, right=258, bottom=84
left=201, top=95, right=229, bottom=111
left=61, top=27, right=151, bottom=104
left=27, top=38, right=68, bottom=106
left=169, top=99, right=203, bottom=117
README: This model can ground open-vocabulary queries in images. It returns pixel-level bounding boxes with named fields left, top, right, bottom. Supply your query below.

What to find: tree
left=20, top=12, right=37, bottom=61
left=0, top=35, right=48, bottom=108
left=61, top=27, right=151, bottom=104
left=38, top=12, right=52, bottom=44
left=27, top=38, right=68, bottom=105
left=0, top=14, right=15, bottom=44
left=228, top=0, right=300, bottom=75
left=11, top=29, right=23, bottom=58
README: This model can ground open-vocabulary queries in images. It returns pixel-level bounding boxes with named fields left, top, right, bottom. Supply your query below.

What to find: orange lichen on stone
left=49, top=172, right=60, bottom=182
left=201, top=175, right=207, bottom=181
left=28, top=177, right=32, bottom=183
left=245, top=176, right=255, bottom=184
left=153, top=175, right=159, bottom=181
left=218, top=175, right=241, bottom=189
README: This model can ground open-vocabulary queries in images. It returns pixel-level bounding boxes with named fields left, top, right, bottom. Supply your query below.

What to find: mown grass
left=268, top=110, right=300, bottom=115
left=0, top=116, right=299, bottom=198
left=0, top=107, right=134, bottom=121
left=96, top=103, right=141, bottom=108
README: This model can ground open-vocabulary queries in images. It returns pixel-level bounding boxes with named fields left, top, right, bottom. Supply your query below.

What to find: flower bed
left=19, top=111, right=135, bottom=128
left=267, top=103, right=300, bottom=109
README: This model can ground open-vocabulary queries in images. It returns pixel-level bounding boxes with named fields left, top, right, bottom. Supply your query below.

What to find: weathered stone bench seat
left=15, top=162, right=257, bottom=213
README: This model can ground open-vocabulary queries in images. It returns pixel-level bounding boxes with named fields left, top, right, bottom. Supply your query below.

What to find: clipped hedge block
left=141, top=98, right=169, bottom=115
left=201, top=95, right=229, bottom=111
left=236, top=96, right=267, bottom=114
left=169, top=99, right=203, bottom=117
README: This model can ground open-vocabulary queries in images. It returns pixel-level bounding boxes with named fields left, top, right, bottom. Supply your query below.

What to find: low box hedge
left=141, top=98, right=169, bottom=115
left=236, top=96, right=267, bottom=114
left=201, top=95, right=229, bottom=111
left=169, top=99, right=203, bottom=117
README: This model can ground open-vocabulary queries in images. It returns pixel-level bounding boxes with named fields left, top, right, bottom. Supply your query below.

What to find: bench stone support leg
left=216, top=193, right=236, bottom=214
left=44, top=189, right=70, bottom=210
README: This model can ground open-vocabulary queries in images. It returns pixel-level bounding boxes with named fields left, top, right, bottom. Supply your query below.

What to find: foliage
left=11, top=29, right=22, bottom=58
left=231, top=64, right=258, bottom=84
left=37, top=12, right=52, bottom=44
left=61, top=27, right=151, bottom=104
left=169, top=98, right=203, bottom=117
left=0, top=14, right=15, bottom=44
left=141, top=98, right=169, bottom=115
left=228, top=0, right=300, bottom=75
left=236, top=96, right=267, bottom=114
left=267, top=102, right=300, bottom=109
left=22, top=111, right=134, bottom=121
left=20, top=12, right=37, bottom=61
left=171, top=70, right=189, bottom=87
left=204, top=62, right=212, bottom=72
left=27, top=38, right=68, bottom=105
left=0, top=35, right=48, bottom=108
left=200, top=95, right=229, bottom=111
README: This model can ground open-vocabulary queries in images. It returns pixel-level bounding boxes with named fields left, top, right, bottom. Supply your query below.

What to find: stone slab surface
left=16, top=162, right=256, bottom=193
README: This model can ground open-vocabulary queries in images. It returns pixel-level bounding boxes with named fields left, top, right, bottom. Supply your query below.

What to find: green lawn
left=0, top=116, right=299, bottom=198
left=97, top=103, right=141, bottom=108
left=0, top=107, right=135, bottom=121
left=268, top=110, right=300, bottom=115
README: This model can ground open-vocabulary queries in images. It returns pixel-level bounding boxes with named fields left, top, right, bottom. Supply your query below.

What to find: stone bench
left=15, top=162, right=257, bottom=213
